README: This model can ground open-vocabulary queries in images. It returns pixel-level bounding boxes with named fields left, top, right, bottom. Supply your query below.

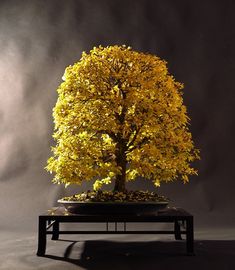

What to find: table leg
left=174, top=220, right=182, bottom=240
left=52, top=220, right=60, bottom=240
left=186, top=216, right=194, bottom=255
left=37, top=216, right=47, bottom=256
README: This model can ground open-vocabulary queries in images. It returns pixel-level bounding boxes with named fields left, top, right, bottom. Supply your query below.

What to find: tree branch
left=127, top=125, right=141, bottom=148
left=96, top=129, right=118, bottom=142
left=127, top=137, right=149, bottom=152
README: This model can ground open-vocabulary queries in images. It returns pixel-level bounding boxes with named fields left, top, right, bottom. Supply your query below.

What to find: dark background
left=0, top=0, right=235, bottom=229
left=0, top=0, right=235, bottom=269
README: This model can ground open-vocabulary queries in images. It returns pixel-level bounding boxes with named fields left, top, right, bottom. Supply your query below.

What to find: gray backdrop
left=0, top=0, right=235, bottom=233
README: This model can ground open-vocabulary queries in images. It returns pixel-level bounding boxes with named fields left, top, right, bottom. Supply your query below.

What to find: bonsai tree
left=46, top=45, right=199, bottom=198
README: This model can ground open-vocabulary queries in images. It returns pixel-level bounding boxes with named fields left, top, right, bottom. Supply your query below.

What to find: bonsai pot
left=58, top=199, right=169, bottom=214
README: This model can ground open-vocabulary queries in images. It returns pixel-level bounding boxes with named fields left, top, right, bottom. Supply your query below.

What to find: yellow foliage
left=46, top=45, right=200, bottom=190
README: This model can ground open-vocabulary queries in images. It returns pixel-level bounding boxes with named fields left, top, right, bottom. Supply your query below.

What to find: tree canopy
left=46, top=45, right=200, bottom=192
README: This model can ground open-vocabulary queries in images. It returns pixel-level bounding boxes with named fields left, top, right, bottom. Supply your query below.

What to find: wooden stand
left=37, top=207, right=194, bottom=256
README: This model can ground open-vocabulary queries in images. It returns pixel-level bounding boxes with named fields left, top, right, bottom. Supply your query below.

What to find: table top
left=41, top=206, right=192, bottom=221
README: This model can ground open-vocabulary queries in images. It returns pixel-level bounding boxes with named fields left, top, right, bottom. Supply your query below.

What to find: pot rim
left=58, top=199, right=169, bottom=205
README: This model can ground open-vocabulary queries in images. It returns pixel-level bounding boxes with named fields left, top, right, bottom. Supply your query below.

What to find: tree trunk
left=114, top=139, right=127, bottom=192
left=113, top=84, right=127, bottom=192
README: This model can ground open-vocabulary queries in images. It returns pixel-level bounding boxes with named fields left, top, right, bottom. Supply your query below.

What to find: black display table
left=37, top=206, right=194, bottom=256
